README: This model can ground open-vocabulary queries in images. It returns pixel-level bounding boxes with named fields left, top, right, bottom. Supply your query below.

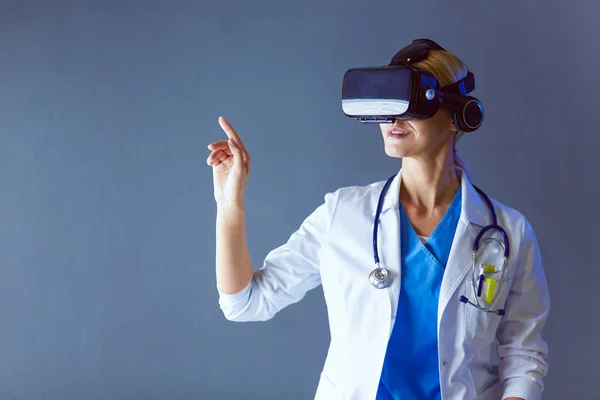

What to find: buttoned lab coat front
left=218, top=168, right=550, bottom=400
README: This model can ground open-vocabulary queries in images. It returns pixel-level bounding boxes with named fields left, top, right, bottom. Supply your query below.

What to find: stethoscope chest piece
left=369, top=267, right=391, bottom=289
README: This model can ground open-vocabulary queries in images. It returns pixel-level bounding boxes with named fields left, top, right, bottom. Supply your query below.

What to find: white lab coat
left=218, top=164, right=550, bottom=400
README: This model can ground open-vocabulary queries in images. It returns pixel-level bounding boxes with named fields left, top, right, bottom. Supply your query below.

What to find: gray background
left=0, top=0, right=598, bottom=399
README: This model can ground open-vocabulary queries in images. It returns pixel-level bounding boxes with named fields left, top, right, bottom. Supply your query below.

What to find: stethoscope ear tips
left=459, top=295, right=468, bottom=304
left=497, top=309, right=505, bottom=316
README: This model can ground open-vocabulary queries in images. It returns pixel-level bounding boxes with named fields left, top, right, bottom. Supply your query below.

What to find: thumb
left=228, top=138, right=245, bottom=172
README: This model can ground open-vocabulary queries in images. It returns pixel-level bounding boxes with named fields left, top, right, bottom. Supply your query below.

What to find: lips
left=387, top=127, right=410, bottom=139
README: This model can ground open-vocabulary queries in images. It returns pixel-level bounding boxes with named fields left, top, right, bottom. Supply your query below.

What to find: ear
left=448, top=115, right=459, bottom=134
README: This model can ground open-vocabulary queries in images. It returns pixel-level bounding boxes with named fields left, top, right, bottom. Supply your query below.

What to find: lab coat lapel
left=376, top=171, right=402, bottom=320
left=437, top=219, right=475, bottom=325
left=437, top=169, right=488, bottom=325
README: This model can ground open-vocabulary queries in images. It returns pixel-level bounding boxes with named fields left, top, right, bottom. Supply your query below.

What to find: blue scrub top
left=376, top=189, right=462, bottom=400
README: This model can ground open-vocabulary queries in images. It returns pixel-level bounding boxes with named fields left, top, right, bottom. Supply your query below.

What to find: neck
left=399, top=149, right=460, bottom=211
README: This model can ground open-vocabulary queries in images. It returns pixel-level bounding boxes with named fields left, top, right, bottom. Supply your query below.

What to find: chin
left=384, top=145, right=409, bottom=159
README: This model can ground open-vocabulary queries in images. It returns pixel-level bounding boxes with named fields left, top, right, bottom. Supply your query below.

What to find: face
left=380, top=108, right=458, bottom=160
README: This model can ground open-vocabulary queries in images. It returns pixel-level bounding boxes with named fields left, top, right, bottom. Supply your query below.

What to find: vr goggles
left=341, top=39, right=484, bottom=132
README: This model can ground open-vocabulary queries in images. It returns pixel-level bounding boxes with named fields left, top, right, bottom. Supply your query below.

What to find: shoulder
left=314, top=178, right=388, bottom=225
left=489, top=196, right=526, bottom=224
left=486, top=194, right=538, bottom=249
left=326, top=179, right=387, bottom=204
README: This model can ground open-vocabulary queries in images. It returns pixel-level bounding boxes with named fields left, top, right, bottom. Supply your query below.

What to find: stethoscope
left=369, top=175, right=510, bottom=315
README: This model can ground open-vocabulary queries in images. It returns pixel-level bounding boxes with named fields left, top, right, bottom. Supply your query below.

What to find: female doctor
left=207, top=39, right=550, bottom=400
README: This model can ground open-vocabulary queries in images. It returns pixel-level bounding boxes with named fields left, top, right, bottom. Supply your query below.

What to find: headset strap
left=389, top=38, right=446, bottom=66
left=441, top=72, right=475, bottom=95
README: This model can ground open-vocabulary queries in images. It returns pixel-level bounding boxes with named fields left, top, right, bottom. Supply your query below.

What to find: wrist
left=217, top=202, right=245, bottom=219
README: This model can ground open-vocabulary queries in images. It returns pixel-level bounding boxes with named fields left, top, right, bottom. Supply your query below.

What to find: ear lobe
left=449, top=117, right=459, bottom=133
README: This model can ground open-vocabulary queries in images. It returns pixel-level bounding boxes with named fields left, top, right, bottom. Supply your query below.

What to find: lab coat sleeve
left=497, top=219, right=550, bottom=400
left=218, top=189, right=339, bottom=322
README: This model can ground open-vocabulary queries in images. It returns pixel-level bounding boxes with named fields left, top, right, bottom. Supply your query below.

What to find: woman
left=207, top=39, right=550, bottom=400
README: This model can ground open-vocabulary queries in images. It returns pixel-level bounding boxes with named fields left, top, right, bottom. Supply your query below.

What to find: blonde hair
left=412, top=49, right=468, bottom=88
left=411, top=49, right=470, bottom=146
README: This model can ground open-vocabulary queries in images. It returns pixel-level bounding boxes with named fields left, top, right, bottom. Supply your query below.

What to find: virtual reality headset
left=341, top=38, right=484, bottom=132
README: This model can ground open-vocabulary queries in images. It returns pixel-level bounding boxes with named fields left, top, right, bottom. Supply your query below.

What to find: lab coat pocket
left=464, top=274, right=513, bottom=344
left=314, top=372, right=345, bottom=400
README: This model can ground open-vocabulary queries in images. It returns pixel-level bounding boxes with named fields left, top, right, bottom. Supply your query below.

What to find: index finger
left=218, top=116, right=243, bottom=144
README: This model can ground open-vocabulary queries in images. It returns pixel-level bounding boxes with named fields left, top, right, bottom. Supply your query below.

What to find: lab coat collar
left=458, top=168, right=489, bottom=227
